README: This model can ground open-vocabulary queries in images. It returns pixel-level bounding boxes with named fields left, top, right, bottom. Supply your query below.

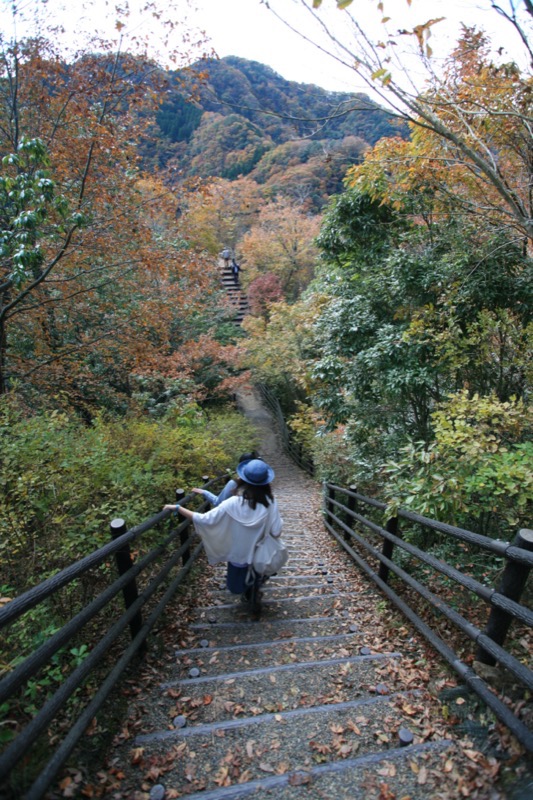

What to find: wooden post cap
left=398, top=727, right=414, bottom=746
left=110, top=518, right=126, bottom=536
left=517, top=529, right=533, bottom=548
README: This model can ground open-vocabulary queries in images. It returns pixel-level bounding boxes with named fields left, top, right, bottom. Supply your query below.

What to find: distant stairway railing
left=219, top=257, right=248, bottom=324
left=323, top=482, right=533, bottom=754
left=0, top=477, right=226, bottom=799
left=256, top=383, right=314, bottom=474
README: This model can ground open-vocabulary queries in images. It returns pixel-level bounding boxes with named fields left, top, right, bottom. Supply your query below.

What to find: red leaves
left=309, top=739, right=332, bottom=755
left=288, top=771, right=312, bottom=786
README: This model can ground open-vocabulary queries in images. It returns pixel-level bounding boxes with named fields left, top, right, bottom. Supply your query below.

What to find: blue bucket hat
left=236, top=458, right=275, bottom=486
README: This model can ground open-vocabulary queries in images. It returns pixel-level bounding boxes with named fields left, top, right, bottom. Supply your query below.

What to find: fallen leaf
left=330, top=723, right=345, bottom=734
left=309, top=741, right=331, bottom=754
left=213, top=766, right=231, bottom=787
left=130, top=747, right=144, bottom=765
left=288, top=772, right=312, bottom=786
left=417, top=766, right=428, bottom=785
left=463, top=749, right=481, bottom=762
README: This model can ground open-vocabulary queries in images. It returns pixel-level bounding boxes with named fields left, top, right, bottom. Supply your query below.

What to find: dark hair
left=238, top=451, right=259, bottom=464
left=235, top=478, right=272, bottom=509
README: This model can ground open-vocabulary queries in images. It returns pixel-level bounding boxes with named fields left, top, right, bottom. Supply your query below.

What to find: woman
left=164, top=459, right=283, bottom=613
left=190, top=451, right=259, bottom=507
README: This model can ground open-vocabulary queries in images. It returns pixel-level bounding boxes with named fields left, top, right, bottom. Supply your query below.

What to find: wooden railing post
left=378, top=516, right=399, bottom=584
left=110, top=518, right=143, bottom=641
left=477, top=528, right=533, bottom=665
left=325, top=484, right=335, bottom=520
left=344, top=485, right=357, bottom=542
left=176, top=488, right=191, bottom=566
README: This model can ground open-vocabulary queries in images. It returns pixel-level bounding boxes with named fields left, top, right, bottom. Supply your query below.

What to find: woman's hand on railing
left=163, top=503, right=194, bottom=520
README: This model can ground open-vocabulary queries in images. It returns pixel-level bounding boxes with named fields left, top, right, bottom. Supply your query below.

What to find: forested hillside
left=1, top=6, right=531, bottom=589
left=1, top=2, right=532, bottom=790
left=148, top=55, right=405, bottom=206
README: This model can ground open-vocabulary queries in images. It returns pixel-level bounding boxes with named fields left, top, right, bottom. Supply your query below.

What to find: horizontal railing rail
left=0, top=476, right=226, bottom=799
left=255, top=384, right=314, bottom=475
left=323, top=482, right=533, bottom=754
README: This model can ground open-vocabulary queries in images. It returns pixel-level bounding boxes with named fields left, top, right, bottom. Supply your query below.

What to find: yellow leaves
left=346, top=719, right=362, bottom=735
left=404, top=18, right=445, bottom=54
left=409, top=759, right=430, bottom=785
left=130, top=746, right=145, bottom=765
left=213, top=765, right=231, bottom=786
left=371, top=68, right=392, bottom=85
left=400, top=702, right=419, bottom=716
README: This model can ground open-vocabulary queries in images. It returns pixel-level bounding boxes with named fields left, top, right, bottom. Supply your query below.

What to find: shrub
left=383, top=390, right=532, bottom=539
left=0, top=396, right=258, bottom=593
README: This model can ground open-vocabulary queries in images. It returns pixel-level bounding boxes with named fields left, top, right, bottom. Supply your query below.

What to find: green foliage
left=0, top=137, right=77, bottom=289
left=383, top=390, right=533, bottom=537
left=156, top=93, right=203, bottom=143
left=0, top=602, right=89, bottom=745
left=187, top=113, right=269, bottom=180
left=305, top=191, right=533, bottom=487
left=0, top=395, right=258, bottom=593
left=317, top=187, right=401, bottom=266
left=149, top=56, right=405, bottom=182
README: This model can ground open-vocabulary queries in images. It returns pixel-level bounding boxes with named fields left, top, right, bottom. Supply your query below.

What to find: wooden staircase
left=220, top=258, right=248, bottom=325
left=90, top=390, right=505, bottom=800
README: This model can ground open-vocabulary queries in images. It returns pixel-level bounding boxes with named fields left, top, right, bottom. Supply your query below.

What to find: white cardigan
left=192, top=496, right=283, bottom=566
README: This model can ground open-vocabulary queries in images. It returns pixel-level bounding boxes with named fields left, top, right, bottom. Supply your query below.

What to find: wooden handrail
left=323, top=481, right=533, bottom=754
left=0, top=482, right=218, bottom=798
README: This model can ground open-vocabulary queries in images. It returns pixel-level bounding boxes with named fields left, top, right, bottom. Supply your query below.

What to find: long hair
left=235, top=479, right=273, bottom=509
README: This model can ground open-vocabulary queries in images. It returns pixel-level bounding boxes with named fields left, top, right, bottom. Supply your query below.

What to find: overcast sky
left=1, top=0, right=530, bottom=93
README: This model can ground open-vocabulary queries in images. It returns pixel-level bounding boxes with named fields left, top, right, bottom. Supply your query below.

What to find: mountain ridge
left=148, top=55, right=407, bottom=205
